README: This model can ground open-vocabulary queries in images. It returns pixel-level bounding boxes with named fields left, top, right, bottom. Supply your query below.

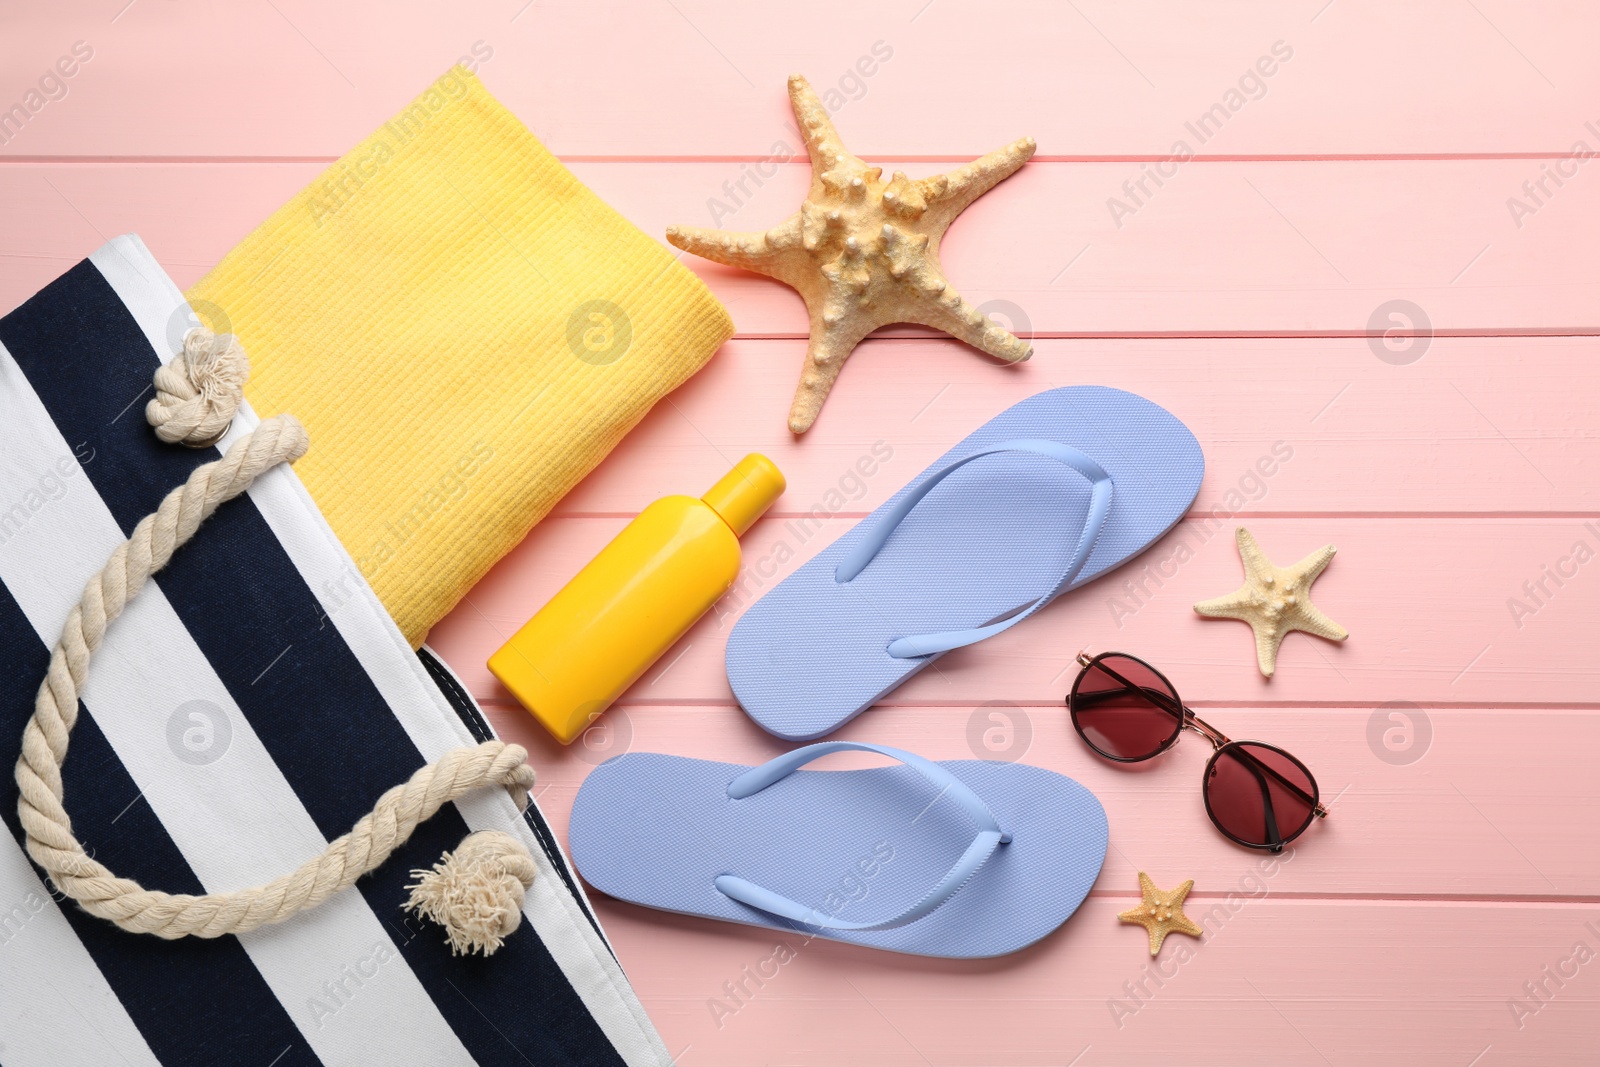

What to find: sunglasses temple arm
left=1077, top=661, right=1188, bottom=723
left=1069, top=685, right=1186, bottom=724
left=1230, top=744, right=1324, bottom=814
left=1235, top=753, right=1286, bottom=851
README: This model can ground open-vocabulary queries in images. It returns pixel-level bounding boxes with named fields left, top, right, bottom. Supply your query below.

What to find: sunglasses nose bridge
left=1186, top=715, right=1230, bottom=751
left=1183, top=721, right=1219, bottom=750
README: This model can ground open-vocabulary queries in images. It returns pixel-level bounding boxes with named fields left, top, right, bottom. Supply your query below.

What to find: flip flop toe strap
left=832, top=438, right=1114, bottom=658
left=714, top=742, right=1009, bottom=932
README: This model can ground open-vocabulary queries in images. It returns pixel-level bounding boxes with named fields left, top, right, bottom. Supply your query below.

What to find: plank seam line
left=1083, top=890, right=1600, bottom=905
left=723, top=330, right=1600, bottom=341
left=0, top=153, right=1590, bottom=165
left=476, top=699, right=1600, bottom=712
left=550, top=511, right=1600, bottom=521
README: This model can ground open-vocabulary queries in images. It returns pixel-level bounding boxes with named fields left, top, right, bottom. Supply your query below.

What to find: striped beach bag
left=0, top=236, right=670, bottom=1067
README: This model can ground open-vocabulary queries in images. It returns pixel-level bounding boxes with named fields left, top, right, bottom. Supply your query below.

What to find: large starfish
left=667, top=75, right=1036, bottom=433
left=1194, top=527, right=1348, bottom=678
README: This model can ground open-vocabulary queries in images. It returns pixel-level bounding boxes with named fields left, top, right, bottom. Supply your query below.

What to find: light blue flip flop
left=568, top=742, right=1108, bottom=958
left=727, top=385, right=1204, bottom=740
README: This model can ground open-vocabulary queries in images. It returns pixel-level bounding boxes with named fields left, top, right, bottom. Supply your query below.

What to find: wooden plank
left=580, top=157, right=1600, bottom=337
left=2, top=160, right=1596, bottom=336
left=500, top=703, right=1600, bottom=899
left=426, top=516, right=1600, bottom=706
left=593, top=895, right=1600, bottom=1066
left=1, top=1, right=1595, bottom=159
left=549, top=336, right=1600, bottom=517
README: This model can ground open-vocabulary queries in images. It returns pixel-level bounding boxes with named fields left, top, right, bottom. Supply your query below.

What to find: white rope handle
left=14, top=328, right=537, bottom=954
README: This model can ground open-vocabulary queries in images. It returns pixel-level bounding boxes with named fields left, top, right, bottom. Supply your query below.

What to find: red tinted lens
left=1204, top=742, right=1318, bottom=848
left=1071, top=655, right=1182, bottom=760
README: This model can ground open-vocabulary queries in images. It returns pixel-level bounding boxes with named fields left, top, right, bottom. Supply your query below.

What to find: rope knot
left=404, top=831, right=538, bottom=956
left=146, top=326, right=249, bottom=447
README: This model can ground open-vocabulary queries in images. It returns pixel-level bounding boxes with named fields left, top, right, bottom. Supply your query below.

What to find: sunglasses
left=1066, top=651, right=1327, bottom=852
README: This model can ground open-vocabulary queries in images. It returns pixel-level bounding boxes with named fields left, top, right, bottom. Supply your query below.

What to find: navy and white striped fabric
left=0, top=236, right=670, bottom=1067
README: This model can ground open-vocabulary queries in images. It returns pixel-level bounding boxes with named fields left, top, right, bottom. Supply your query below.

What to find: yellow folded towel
left=189, top=67, right=733, bottom=647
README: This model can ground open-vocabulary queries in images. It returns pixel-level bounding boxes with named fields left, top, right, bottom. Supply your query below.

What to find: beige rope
left=14, top=327, right=537, bottom=953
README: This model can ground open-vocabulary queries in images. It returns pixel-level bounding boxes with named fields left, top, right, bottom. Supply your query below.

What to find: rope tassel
left=14, top=327, right=537, bottom=954
left=405, top=831, right=539, bottom=956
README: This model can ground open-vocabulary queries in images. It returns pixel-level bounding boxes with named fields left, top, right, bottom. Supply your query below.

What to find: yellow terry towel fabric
left=188, top=67, right=734, bottom=648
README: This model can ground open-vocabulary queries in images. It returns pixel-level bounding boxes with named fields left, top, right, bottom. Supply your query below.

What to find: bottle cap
left=701, top=454, right=785, bottom=537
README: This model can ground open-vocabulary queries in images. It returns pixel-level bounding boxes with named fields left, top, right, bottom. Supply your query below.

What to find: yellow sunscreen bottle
left=489, top=454, right=785, bottom=744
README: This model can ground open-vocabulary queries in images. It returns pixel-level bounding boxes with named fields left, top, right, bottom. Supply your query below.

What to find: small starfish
left=1194, top=527, right=1348, bottom=678
left=667, top=74, right=1035, bottom=433
left=1118, top=872, right=1203, bottom=956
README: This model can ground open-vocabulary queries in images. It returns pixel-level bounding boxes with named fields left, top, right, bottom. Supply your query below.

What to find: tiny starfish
left=1118, top=872, right=1203, bottom=956
left=1194, top=527, right=1348, bottom=678
left=667, top=74, right=1035, bottom=433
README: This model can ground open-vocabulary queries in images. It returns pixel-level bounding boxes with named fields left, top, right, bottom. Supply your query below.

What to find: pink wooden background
left=6, top=1, right=1598, bottom=1063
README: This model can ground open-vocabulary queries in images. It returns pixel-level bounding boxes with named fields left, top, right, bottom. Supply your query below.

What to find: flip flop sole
left=727, top=385, right=1204, bottom=740
left=569, top=752, right=1109, bottom=958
